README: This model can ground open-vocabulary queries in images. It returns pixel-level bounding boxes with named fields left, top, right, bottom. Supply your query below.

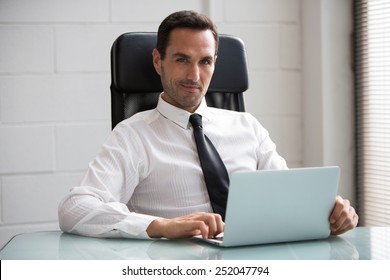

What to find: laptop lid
left=211, top=166, right=340, bottom=247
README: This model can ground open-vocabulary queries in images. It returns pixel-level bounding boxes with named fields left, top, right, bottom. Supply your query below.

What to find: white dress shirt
left=58, top=95, right=287, bottom=239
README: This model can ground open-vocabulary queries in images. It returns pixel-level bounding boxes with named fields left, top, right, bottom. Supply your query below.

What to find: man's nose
left=186, top=63, right=200, bottom=82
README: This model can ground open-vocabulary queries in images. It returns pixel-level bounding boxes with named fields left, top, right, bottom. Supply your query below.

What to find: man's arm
left=58, top=188, right=157, bottom=239
left=58, top=123, right=154, bottom=239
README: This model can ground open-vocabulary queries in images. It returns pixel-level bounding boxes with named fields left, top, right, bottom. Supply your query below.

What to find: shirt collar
left=156, top=93, right=210, bottom=129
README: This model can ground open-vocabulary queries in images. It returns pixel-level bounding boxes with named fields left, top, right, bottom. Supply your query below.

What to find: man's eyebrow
left=172, top=52, right=214, bottom=61
left=172, top=52, right=190, bottom=58
left=201, top=55, right=214, bottom=61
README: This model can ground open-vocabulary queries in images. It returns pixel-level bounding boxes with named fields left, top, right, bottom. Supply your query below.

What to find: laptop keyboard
left=212, top=235, right=223, bottom=241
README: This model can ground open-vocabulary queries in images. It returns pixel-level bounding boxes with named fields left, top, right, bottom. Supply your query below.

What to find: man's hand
left=146, top=212, right=224, bottom=240
left=329, top=195, right=359, bottom=235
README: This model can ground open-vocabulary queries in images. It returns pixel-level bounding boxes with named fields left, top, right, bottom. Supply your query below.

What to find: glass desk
left=1, top=227, right=389, bottom=260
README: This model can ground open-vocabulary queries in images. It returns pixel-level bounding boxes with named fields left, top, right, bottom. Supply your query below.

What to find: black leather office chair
left=110, top=32, right=249, bottom=129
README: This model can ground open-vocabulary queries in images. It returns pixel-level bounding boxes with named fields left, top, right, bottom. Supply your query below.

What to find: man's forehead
left=166, top=28, right=216, bottom=56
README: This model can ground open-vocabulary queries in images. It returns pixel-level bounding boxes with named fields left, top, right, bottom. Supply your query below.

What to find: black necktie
left=189, top=113, right=229, bottom=220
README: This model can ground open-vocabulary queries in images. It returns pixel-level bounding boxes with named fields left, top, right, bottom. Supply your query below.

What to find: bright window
left=355, top=0, right=390, bottom=226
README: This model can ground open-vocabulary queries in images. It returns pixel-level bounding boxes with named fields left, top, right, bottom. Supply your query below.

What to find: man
left=58, top=10, right=358, bottom=241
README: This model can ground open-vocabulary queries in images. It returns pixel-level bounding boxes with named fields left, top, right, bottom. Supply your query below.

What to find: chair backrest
left=110, top=32, right=249, bottom=129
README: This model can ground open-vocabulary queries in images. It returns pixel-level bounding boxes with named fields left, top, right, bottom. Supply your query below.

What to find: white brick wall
left=0, top=0, right=304, bottom=248
left=0, top=27, right=54, bottom=73
left=217, top=0, right=302, bottom=166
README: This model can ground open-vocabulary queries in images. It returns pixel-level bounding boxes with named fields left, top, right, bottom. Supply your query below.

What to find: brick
left=219, top=24, right=280, bottom=69
left=280, top=24, right=301, bottom=69
left=0, top=0, right=109, bottom=23
left=0, top=74, right=110, bottom=123
left=111, top=0, right=204, bottom=22
left=0, top=126, right=54, bottom=173
left=246, top=70, right=301, bottom=116
left=281, top=117, right=302, bottom=162
left=225, top=0, right=300, bottom=22
left=55, top=24, right=158, bottom=73
left=56, top=26, right=116, bottom=72
left=1, top=173, right=83, bottom=223
left=0, top=27, right=54, bottom=73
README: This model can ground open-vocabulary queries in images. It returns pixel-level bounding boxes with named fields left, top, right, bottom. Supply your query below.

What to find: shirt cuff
left=117, top=213, right=159, bottom=239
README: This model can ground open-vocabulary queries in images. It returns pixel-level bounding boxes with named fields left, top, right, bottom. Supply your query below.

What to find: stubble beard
left=161, top=75, right=206, bottom=111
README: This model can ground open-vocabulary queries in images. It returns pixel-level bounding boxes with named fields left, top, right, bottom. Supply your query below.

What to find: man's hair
left=156, top=10, right=219, bottom=59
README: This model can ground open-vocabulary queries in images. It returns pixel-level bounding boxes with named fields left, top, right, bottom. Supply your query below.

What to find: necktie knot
left=189, top=113, right=203, bottom=128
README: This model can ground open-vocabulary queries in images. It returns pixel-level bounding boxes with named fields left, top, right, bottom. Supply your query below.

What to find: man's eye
left=200, top=59, right=212, bottom=65
left=176, top=57, right=188, bottom=63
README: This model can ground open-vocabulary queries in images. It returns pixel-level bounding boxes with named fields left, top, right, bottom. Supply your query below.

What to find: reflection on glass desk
left=0, top=227, right=389, bottom=260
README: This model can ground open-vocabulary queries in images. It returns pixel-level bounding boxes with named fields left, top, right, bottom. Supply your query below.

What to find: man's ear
left=152, top=48, right=162, bottom=75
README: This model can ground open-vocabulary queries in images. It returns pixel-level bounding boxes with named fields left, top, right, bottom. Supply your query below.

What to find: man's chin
left=178, top=98, right=203, bottom=112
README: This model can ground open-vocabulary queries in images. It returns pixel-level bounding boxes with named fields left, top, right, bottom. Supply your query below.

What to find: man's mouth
left=181, top=82, right=201, bottom=92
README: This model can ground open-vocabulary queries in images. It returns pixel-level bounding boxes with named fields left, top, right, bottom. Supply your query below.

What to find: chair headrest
left=111, top=32, right=248, bottom=94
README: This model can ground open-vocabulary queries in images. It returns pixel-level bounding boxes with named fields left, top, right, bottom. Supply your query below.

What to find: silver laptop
left=195, top=166, right=340, bottom=247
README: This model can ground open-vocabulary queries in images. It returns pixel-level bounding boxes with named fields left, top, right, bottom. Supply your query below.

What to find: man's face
left=153, top=28, right=216, bottom=113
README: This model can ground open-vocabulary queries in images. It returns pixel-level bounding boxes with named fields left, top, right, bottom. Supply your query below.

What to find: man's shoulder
left=110, top=109, right=161, bottom=138
left=117, top=109, right=159, bottom=127
left=204, top=107, right=265, bottom=133
left=206, top=107, right=256, bottom=121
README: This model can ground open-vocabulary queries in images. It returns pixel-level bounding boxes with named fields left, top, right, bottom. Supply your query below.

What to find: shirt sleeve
left=251, top=115, right=289, bottom=170
left=58, top=191, right=157, bottom=239
left=58, top=122, right=158, bottom=239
